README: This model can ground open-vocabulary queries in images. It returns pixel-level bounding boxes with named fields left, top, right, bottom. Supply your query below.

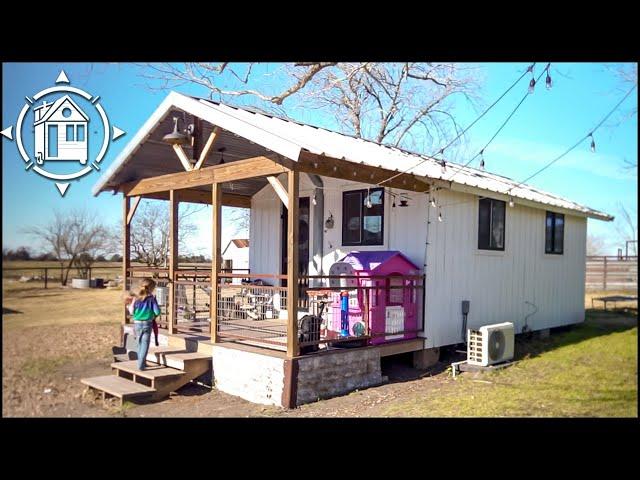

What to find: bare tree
left=586, top=233, right=608, bottom=255
left=23, top=210, right=115, bottom=285
left=129, top=201, right=201, bottom=267
left=226, top=207, right=250, bottom=237
left=614, top=202, right=637, bottom=256
left=139, top=62, right=481, bottom=152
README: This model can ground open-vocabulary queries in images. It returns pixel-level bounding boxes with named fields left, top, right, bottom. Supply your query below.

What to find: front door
left=281, top=197, right=310, bottom=308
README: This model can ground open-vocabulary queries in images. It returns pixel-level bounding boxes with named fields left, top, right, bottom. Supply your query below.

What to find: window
left=342, top=188, right=384, bottom=246
left=545, top=211, right=564, bottom=254
left=76, top=124, right=85, bottom=142
left=478, top=197, right=505, bottom=250
left=66, top=124, right=74, bottom=141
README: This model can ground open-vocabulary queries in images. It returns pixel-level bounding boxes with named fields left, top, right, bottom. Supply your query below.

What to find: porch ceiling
left=102, top=108, right=273, bottom=198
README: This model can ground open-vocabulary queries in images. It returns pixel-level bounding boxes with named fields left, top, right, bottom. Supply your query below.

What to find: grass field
left=2, top=279, right=637, bottom=417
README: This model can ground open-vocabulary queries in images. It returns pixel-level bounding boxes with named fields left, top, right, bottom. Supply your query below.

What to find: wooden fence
left=586, top=256, right=638, bottom=291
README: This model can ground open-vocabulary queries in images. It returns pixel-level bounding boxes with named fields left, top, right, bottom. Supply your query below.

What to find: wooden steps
left=81, top=348, right=212, bottom=406
left=81, top=375, right=155, bottom=403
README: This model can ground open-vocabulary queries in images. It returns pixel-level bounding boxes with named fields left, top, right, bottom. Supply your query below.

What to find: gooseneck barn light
left=162, top=117, right=190, bottom=146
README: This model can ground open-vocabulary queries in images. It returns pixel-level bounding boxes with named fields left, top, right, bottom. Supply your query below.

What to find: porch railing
left=126, top=267, right=425, bottom=355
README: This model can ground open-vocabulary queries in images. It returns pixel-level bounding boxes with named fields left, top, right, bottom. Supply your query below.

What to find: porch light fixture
left=325, top=213, right=334, bottom=229
left=399, top=199, right=409, bottom=207
left=162, top=117, right=190, bottom=145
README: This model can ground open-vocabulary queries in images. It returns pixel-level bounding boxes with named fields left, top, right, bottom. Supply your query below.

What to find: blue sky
left=2, top=62, right=637, bottom=256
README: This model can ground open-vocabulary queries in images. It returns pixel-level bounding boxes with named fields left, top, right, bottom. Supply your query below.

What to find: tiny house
left=90, top=92, right=613, bottom=408
left=34, top=95, right=89, bottom=164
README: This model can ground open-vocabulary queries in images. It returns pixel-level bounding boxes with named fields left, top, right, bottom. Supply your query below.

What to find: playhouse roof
left=340, top=251, right=419, bottom=273
left=93, top=91, right=613, bottom=221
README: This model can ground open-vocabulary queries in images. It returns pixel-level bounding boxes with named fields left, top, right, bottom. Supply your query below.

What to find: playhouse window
left=478, top=197, right=505, bottom=251
left=342, top=188, right=384, bottom=246
left=66, top=125, right=74, bottom=141
left=77, top=124, right=85, bottom=141
left=545, top=211, right=564, bottom=254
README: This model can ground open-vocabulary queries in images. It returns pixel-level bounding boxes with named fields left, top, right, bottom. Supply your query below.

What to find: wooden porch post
left=211, top=182, right=222, bottom=342
left=168, top=190, right=179, bottom=334
left=287, top=170, right=299, bottom=358
left=122, top=195, right=131, bottom=325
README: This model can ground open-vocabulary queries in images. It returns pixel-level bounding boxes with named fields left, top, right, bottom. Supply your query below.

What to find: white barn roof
left=94, top=91, right=613, bottom=221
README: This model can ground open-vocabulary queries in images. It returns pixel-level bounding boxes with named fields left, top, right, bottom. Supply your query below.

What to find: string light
left=479, top=150, right=485, bottom=171
left=430, top=195, right=437, bottom=208
left=366, top=187, right=372, bottom=209
left=438, top=208, right=443, bottom=222
left=509, top=197, right=515, bottom=208
left=545, top=65, right=553, bottom=90
left=440, top=159, right=447, bottom=175
left=312, top=192, right=317, bottom=206
left=528, top=64, right=536, bottom=94
left=590, top=133, right=596, bottom=153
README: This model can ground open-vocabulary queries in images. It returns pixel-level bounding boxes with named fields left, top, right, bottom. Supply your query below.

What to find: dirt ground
left=2, top=281, right=637, bottom=417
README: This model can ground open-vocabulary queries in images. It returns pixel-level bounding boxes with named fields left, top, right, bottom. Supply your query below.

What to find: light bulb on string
left=545, top=66, right=552, bottom=90
left=589, top=133, right=596, bottom=153
left=440, top=159, right=446, bottom=175
left=312, top=192, right=317, bottom=206
left=528, top=77, right=536, bottom=94
left=509, top=197, right=515, bottom=208
left=366, top=188, right=372, bottom=209
left=430, top=196, right=437, bottom=208
left=479, top=150, right=485, bottom=171
left=438, top=208, right=443, bottom=222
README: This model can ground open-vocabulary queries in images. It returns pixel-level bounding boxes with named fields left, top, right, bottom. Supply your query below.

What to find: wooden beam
left=173, top=144, right=193, bottom=172
left=193, top=127, right=219, bottom=170
left=126, top=196, right=141, bottom=225
left=122, top=156, right=290, bottom=197
left=211, top=183, right=222, bottom=342
left=168, top=190, right=178, bottom=335
left=122, top=196, right=131, bottom=326
left=267, top=175, right=289, bottom=206
left=140, top=189, right=251, bottom=208
left=297, top=151, right=441, bottom=193
left=286, top=170, right=299, bottom=358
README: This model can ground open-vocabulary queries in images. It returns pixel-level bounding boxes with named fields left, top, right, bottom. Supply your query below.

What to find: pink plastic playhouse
left=327, top=251, right=421, bottom=345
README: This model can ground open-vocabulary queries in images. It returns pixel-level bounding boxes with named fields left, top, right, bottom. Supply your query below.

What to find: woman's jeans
left=134, top=321, right=153, bottom=370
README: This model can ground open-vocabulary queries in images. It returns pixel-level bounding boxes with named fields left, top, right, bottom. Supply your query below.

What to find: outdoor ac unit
left=467, top=322, right=515, bottom=366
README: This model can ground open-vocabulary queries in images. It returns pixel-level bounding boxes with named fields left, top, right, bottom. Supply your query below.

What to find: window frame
left=545, top=211, right=564, bottom=255
left=477, top=197, right=506, bottom=251
left=341, top=187, right=385, bottom=247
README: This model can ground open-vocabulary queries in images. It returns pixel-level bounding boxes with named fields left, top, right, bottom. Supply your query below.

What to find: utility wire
left=431, top=83, right=637, bottom=214
left=508, top=83, right=637, bottom=192
left=446, top=64, right=550, bottom=183
left=376, top=63, right=535, bottom=187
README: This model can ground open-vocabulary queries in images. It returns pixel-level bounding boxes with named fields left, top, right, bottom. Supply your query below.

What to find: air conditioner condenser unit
left=467, top=322, right=515, bottom=366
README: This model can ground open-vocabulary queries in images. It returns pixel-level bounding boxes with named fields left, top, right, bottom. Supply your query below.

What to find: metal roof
left=94, top=91, right=613, bottom=221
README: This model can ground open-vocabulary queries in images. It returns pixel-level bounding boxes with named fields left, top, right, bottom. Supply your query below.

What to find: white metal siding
left=249, top=175, right=587, bottom=347
left=421, top=189, right=587, bottom=348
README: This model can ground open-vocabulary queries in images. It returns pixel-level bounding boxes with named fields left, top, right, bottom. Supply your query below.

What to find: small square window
left=66, top=124, right=74, bottom=141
